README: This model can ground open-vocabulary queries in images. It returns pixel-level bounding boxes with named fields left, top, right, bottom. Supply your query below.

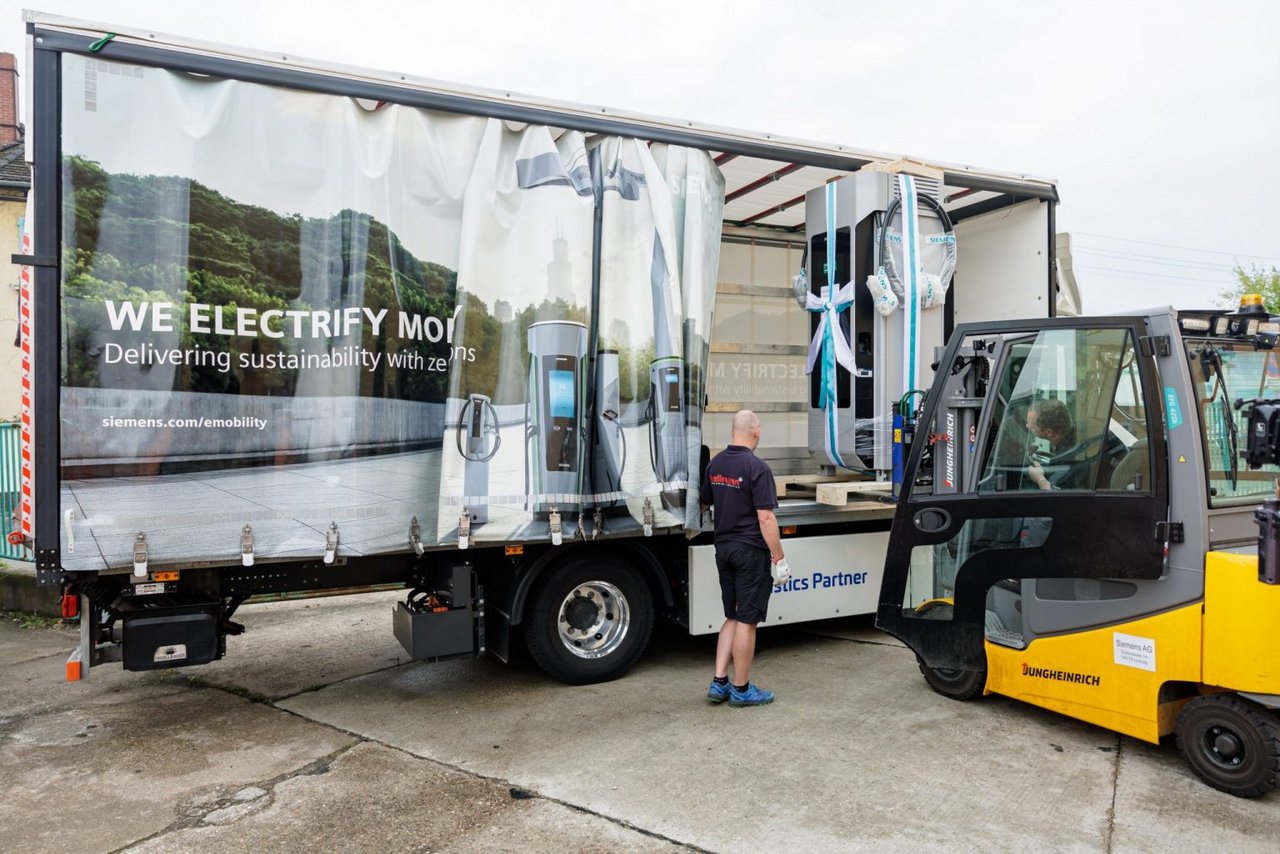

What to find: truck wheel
left=1176, top=694, right=1280, bottom=798
left=917, top=655, right=987, bottom=701
left=523, top=553, right=654, bottom=685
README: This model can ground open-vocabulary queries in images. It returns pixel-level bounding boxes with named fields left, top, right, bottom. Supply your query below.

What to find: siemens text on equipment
left=100, top=300, right=475, bottom=372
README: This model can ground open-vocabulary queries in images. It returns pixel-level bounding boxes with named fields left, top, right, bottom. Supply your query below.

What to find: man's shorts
left=715, top=541, right=772, bottom=625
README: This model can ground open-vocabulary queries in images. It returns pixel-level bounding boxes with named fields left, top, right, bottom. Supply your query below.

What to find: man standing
left=699, top=410, right=786, bottom=707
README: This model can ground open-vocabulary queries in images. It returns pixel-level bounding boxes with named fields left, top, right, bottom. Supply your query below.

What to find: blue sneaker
left=728, top=682, right=774, bottom=707
left=707, top=679, right=730, bottom=704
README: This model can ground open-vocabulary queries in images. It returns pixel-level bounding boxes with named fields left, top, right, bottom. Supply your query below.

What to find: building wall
left=0, top=198, right=22, bottom=422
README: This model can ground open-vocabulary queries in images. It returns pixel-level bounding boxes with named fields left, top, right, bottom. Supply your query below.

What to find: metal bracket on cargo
left=323, top=522, right=339, bottom=564
left=548, top=507, right=562, bottom=546
left=35, top=548, right=61, bottom=586
left=132, top=532, right=148, bottom=578
left=240, top=525, right=254, bottom=567
left=409, top=516, right=425, bottom=556
left=457, top=513, right=471, bottom=551
left=642, top=498, right=655, bottom=537
left=9, top=253, right=57, bottom=268
left=592, top=506, right=604, bottom=540
left=576, top=510, right=587, bottom=542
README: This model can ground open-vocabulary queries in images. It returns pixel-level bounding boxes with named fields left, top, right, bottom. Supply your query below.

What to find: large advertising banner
left=59, top=54, right=479, bottom=571
left=58, top=54, right=726, bottom=568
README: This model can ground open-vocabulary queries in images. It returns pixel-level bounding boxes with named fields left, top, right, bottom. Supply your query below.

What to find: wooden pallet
left=774, top=472, right=894, bottom=506
left=774, top=473, right=846, bottom=496
left=814, top=480, right=893, bottom=506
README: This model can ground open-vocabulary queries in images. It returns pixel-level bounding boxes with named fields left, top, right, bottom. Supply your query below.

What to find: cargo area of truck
left=27, top=12, right=1059, bottom=577
left=55, top=187, right=1051, bottom=574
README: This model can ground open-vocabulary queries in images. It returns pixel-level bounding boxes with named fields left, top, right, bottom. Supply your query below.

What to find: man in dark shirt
left=699, top=410, right=785, bottom=707
left=1025, top=398, right=1083, bottom=490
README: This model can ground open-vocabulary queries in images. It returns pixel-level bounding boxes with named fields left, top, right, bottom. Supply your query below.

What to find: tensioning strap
left=898, top=174, right=922, bottom=397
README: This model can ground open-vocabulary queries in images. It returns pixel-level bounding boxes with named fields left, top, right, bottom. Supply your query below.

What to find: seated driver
left=1025, top=398, right=1086, bottom=490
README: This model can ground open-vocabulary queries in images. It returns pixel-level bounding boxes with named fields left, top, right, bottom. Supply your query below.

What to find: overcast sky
left=5, top=1, right=1278, bottom=314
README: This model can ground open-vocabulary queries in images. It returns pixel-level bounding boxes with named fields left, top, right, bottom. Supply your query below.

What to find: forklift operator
left=1025, top=398, right=1080, bottom=490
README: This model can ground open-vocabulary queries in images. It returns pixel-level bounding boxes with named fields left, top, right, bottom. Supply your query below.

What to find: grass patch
left=0, top=609, right=66, bottom=630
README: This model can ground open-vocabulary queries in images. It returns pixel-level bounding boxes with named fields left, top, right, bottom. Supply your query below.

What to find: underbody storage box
left=393, top=565, right=478, bottom=660
left=122, top=601, right=221, bottom=671
left=393, top=603, right=475, bottom=660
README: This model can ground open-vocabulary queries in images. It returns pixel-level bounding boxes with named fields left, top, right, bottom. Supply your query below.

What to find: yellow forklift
left=877, top=298, right=1280, bottom=797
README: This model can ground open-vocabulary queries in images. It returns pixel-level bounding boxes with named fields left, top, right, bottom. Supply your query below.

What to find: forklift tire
left=523, top=553, right=654, bottom=686
left=917, top=655, right=987, bottom=701
left=1175, top=694, right=1280, bottom=798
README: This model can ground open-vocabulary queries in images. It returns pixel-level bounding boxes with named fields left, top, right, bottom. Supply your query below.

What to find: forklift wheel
left=916, top=655, right=987, bottom=701
left=1176, top=694, right=1280, bottom=798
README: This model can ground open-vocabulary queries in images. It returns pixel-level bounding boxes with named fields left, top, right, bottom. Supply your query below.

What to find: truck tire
left=523, top=552, right=654, bottom=685
left=1176, top=693, right=1280, bottom=798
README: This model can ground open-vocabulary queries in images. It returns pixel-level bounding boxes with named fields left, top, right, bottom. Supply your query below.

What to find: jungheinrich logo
left=943, top=411, right=957, bottom=487
left=1022, top=662, right=1101, bottom=687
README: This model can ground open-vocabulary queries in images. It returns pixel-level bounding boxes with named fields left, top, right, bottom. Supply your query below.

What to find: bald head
left=730, top=410, right=762, bottom=449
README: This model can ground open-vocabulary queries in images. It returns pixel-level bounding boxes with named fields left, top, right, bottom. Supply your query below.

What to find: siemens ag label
left=1113, top=632, right=1156, bottom=672
left=1164, top=387, right=1183, bottom=431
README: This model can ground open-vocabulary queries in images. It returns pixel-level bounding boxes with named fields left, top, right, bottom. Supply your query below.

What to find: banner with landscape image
left=57, top=53, right=724, bottom=570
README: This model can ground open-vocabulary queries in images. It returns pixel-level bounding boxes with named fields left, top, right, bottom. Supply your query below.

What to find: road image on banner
left=58, top=54, right=483, bottom=571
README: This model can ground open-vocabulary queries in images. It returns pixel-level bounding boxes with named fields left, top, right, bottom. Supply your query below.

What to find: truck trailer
left=14, top=11, right=1066, bottom=684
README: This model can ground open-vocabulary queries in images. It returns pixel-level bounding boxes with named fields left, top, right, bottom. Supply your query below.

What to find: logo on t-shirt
left=710, top=473, right=743, bottom=489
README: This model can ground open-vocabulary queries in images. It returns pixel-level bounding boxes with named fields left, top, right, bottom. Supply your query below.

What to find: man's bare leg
left=715, top=619, right=736, bottom=679
left=731, top=622, right=757, bottom=685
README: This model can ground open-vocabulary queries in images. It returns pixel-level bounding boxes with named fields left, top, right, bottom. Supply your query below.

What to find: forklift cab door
left=877, top=317, right=1169, bottom=671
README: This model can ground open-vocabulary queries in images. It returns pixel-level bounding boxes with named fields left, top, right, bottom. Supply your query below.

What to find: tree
left=1221, top=265, right=1280, bottom=311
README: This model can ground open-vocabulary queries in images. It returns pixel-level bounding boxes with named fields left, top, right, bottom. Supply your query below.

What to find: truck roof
left=25, top=10, right=1059, bottom=233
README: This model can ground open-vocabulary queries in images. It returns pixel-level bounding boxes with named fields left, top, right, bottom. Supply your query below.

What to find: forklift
left=876, top=297, right=1280, bottom=797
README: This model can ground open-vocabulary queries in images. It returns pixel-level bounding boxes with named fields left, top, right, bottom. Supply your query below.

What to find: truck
left=15, top=11, right=1067, bottom=684
left=876, top=298, right=1280, bottom=796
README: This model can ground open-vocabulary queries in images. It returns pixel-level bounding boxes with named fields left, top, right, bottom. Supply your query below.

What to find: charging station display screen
left=544, top=356, right=579, bottom=472
left=662, top=368, right=681, bottom=412
left=549, top=370, right=576, bottom=419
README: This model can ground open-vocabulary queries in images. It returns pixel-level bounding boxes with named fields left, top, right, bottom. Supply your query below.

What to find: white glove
left=771, top=558, right=791, bottom=585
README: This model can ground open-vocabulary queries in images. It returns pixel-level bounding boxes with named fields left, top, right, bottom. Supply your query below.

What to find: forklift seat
left=1109, top=438, right=1149, bottom=491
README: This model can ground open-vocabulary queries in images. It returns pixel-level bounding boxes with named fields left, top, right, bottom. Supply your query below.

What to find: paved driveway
left=2, top=593, right=1277, bottom=852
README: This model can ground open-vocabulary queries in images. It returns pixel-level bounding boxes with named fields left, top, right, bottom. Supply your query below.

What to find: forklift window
left=902, top=516, right=1053, bottom=614
left=1189, top=340, right=1280, bottom=507
left=976, top=328, right=1144, bottom=494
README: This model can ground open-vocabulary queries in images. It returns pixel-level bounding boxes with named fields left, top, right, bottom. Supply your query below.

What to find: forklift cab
left=877, top=303, right=1280, bottom=797
left=876, top=315, right=1171, bottom=673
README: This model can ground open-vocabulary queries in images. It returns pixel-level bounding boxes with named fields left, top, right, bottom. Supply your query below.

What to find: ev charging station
left=802, top=171, right=954, bottom=474
left=593, top=348, right=626, bottom=506
left=649, top=354, right=686, bottom=493
left=527, top=320, right=589, bottom=516
left=457, top=393, right=501, bottom=525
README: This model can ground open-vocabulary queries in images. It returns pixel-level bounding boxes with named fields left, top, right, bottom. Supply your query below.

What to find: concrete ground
left=2, top=592, right=1278, bottom=853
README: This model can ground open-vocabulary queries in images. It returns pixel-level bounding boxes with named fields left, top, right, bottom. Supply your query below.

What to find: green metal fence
left=0, top=423, right=24, bottom=560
